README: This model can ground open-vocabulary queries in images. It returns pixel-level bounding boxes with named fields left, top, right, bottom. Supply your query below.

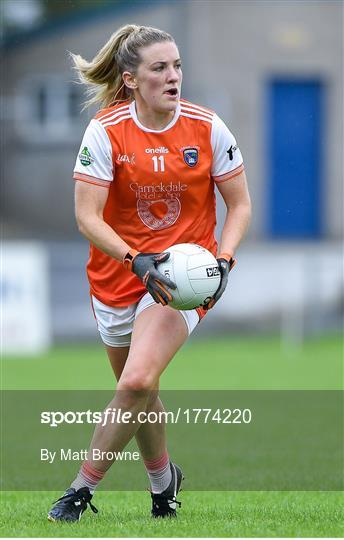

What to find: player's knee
left=146, top=388, right=159, bottom=408
left=117, top=372, right=154, bottom=394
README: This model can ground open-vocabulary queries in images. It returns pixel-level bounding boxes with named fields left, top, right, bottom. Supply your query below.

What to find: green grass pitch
left=1, top=335, right=343, bottom=537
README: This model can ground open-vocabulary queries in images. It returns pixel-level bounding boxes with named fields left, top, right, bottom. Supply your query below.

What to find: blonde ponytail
left=71, top=24, right=174, bottom=110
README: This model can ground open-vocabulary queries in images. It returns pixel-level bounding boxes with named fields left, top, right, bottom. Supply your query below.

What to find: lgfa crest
left=183, top=147, right=198, bottom=167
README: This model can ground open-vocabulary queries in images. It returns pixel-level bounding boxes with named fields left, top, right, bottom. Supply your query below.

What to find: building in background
left=1, top=0, right=343, bottom=345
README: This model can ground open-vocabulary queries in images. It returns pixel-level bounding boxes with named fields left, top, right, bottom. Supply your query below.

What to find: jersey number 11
left=152, top=156, right=165, bottom=172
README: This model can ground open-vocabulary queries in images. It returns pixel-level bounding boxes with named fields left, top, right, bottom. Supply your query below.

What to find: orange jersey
left=73, top=99, right=244, bottom=307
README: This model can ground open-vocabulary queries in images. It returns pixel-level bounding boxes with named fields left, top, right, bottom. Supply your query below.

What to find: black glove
left=203, top=255, right=236, bottom=310
left=123, top=249, right=176, bottom=306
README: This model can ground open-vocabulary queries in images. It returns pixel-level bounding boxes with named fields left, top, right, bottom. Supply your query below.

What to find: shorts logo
left=79, top=146, right=94, bottom=167
left=183, top=147, right=198, bottom=167
left=206, top=266, right=220, bottom=277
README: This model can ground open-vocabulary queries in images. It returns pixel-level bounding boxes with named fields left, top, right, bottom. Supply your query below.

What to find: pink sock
left=144, top=451, right=172, bottom=494
left=71, top=461, right=105, bottom=493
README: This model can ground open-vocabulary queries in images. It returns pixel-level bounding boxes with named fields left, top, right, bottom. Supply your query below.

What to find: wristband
left=218, top=252, right=233, bottom=262
left=123, top=248, right=139, bottom=271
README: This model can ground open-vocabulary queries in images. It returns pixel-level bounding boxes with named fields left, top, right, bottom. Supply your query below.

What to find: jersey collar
left=129, top=100, right=180, bottom=133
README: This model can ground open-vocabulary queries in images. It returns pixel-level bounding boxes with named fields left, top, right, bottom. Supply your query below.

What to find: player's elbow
left=231, top=195, right=252, bottom=219
left=242, top=198, right=252, bottom=230
left=230, top=197, right=252, bottom=232
left=76, top=218, right=86, bottom=237
left=75, top=210, right=90, bottom=238
left=244, top=196, right=252, bottom=222
left=238, top=187, right=252, bottom=217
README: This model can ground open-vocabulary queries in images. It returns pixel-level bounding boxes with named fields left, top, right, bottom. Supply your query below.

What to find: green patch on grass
left=1, top=336, right=342, bottom=537
left=2, top=335, right=342, bottom=390
left=1, top=491, right=343, bottom=538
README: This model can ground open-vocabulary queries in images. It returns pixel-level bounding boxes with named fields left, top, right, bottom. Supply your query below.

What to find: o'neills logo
left=145, top=146, right=169, bottom=154
left=129, top=181, right=187, bottom=200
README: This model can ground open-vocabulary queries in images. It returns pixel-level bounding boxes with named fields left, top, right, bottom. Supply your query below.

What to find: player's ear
left=122, top=71, right=138, bottom=90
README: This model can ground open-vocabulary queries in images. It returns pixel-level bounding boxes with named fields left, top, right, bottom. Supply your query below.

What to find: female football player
left=48, top=24, right=251, bottom=522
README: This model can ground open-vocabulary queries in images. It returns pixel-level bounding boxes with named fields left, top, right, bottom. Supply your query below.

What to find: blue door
left=268, top=80, right=323, bottom=238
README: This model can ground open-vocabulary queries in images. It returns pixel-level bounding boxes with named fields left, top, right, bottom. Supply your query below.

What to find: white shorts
left=92, top=292, right=200, bottom=347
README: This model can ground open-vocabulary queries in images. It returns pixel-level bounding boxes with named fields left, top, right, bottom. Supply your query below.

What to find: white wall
left=2, top=242, right=51, bottom=354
